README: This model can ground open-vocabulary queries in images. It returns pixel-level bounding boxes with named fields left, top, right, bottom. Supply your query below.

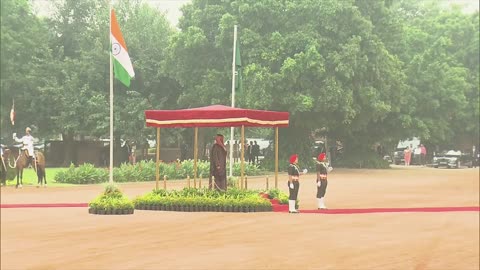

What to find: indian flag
left=111, top=9, right=134, bottom=87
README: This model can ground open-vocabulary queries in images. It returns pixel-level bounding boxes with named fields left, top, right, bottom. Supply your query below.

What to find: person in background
left=404, top=146, right=411, bottom=166
left=233, top=140, right=239, bottom=163
left=414, top=145, right=421, bottom=165
left=142, top=139, right=149, bottom=161
left=253, top=141, right=260, bottom=164
left=247, top=141, right=253, bottom=164
left=225, top=141, right=230, bottom=161
left=420, top=144, right=427, bottom=166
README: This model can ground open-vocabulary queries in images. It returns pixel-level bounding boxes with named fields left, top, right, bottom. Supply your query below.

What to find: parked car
left=432, top=150, right=473, bottom=169
left=383, top=155, right=393, bottom=163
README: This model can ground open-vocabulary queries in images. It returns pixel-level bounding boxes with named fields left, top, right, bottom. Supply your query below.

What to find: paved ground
left=1, top=166, right=479, bottom=270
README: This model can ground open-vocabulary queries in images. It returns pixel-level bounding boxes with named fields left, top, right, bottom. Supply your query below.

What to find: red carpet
left=272, top=205, right=480, bottom=214
left=1, top=203, right=88, bottom=208
left=1, top=202, right=479, bottom=214
left=269, top=199, right=480, bottom=214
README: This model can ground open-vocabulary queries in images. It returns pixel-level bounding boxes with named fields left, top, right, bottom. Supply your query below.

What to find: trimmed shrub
left=56, top=160, right=267, bottom=184
left=133, top=187, right=272, bottom=212
left=89, top=184, right=134, bottom=214
left=55, top=163, right=108, bottom=184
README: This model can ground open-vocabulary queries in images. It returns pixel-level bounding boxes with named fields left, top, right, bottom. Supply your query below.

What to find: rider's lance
left=10, top=100, right=15, bottom=126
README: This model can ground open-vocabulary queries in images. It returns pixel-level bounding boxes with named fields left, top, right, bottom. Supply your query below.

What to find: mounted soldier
left=13, top=127, right=36, bottom=170
left=9, top=127, right=46, bottom=188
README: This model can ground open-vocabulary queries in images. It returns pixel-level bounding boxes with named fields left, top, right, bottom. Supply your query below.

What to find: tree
left=168, top=0, right=414, bottom=164
left=2, top=0, right=179, bottom=165
left=396, top=1, right=479, bottom=149
left=0, top=0, right=51, bottom=140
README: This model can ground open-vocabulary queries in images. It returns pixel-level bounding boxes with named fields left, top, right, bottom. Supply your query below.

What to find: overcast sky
left=31, top=0, right=478, bottom=27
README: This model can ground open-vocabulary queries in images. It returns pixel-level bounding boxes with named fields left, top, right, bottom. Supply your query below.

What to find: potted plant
left=88, top=184, right=135, bottom=215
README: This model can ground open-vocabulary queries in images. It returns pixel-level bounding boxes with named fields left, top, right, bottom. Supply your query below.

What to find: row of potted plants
left=133, top=188, right=273, bottom=212
left=88, top=185, right=135, bottom=215
left=88, top=186, right=291, bottom=215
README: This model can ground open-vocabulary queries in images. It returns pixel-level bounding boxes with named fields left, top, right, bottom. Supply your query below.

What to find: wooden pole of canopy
left=275, top=127, right=279, bottom=188
left=194, top=127, right=198, bottom=188
left=241, top=125, right=245, bottom=189
left=156, top=128, right=160, bottom=190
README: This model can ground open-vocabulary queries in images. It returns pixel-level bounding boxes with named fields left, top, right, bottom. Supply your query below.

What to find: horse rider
left=13, top=127, right=36, bottom=170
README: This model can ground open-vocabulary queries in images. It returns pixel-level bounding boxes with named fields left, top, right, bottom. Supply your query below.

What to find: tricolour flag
left=10, top=101, right=15, bottom=126
left=111, top=9, right=135, bottom=87
left=235, top=36, right=242, bottom=92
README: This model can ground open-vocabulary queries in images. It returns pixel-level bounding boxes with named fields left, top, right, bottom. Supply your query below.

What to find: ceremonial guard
left=288, top=154, right=306, bottom=213
left=316, top=153, right=329, bottom=209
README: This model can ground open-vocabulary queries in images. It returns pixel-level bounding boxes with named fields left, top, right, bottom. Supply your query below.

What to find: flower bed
left=88, top=184, right=135, bottom=215
left=134, top=188, right=272, bottom=213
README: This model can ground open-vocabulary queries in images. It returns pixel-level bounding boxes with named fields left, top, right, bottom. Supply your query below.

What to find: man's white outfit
left=14, top=134, right=34, bottom=157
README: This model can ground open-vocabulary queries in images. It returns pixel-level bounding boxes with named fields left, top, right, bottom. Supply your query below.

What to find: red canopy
left=145, top=105, right=289, bottom=128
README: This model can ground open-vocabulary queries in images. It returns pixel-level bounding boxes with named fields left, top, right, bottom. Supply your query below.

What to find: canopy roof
left=145, top=105, right=289, bottom=128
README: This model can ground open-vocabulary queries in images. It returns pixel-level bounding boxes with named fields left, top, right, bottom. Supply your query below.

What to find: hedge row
left=56, top=160, right=264, bottom=184
left=133, top=188, right=273, bottom=212
left=88, top=185, right=291, bottom=215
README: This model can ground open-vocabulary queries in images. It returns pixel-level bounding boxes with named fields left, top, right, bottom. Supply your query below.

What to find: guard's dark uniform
left=316, top=162, right=328, bottom=199
left=287, top=163, right=300, bottom=200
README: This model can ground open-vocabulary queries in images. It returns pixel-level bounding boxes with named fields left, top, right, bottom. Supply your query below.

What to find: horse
left=5, top=147, right=46, bottom=188
left=0, top=149, right=7, bottom=186
left=35, top=151, right=46, bottom=187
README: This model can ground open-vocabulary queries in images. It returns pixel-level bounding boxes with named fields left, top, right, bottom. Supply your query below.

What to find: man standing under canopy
left=210, top=134, right=227, bottom=191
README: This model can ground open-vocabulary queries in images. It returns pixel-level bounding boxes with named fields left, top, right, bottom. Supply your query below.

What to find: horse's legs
left=36, top=169, right=41, bottom=187
left=44, top=169, right=47, bottom=187
left=19, top=169, right=23, bottom=187
left=36, top=165, right=41, bottom=187
left=36, top=167, right=45, bottom=187
left=16, top=168, right=20, bottom=188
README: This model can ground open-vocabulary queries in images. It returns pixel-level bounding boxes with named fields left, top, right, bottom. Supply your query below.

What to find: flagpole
left=229, top=25, right=237, bottom=178
left=109, top=5, right=114, bottom=184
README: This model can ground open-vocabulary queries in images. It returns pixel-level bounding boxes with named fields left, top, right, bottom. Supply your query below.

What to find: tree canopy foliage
left=1, top=0, right=478, bottom=165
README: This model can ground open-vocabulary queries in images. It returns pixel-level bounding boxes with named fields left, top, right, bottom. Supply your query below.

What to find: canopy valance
left=145, top=105, right=289, bottom=128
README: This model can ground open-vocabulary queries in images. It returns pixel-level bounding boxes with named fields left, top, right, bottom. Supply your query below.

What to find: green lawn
left=5, top=167, right=76, bottom=187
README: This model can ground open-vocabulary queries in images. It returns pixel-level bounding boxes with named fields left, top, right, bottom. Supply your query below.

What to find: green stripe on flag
left=113, top=57, right=132, bottom=87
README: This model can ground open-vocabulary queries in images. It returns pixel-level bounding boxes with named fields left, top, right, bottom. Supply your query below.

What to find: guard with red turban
left=287, top=154, right=302, bottom=213
left=316, top=152, right=329, bottom=209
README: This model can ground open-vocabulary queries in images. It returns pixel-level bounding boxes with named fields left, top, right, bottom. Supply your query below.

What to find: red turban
left=289, top=154, right=298, bottom=164
left=318, top=153, right=326, bottom=161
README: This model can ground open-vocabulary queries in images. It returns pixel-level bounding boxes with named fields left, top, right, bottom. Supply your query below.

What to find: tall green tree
left=396, top=1, right=479, bottom=149
left=2, top=0, right=179, bottom=164
left=0, top=0, right=50, bottom=140
left=168, top=0, right=413, bottom=163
